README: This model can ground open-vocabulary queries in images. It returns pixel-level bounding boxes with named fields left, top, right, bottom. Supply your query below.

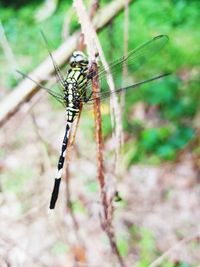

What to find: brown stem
left=91, top=61, right=108, bottom=219
left=73, top=0, right=128, bottom=265
left=63, top=2, right=101, bottom=265
left=91, top=57, right=126, bottom=267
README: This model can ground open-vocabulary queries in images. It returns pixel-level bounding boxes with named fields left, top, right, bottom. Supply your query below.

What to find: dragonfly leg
left=83, top=91, right=93, bottom=103
left=49, top=123, right=71, bottom=209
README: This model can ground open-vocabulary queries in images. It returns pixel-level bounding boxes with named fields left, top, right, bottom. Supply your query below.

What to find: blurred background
left=0, top=0, right=200, bottom=266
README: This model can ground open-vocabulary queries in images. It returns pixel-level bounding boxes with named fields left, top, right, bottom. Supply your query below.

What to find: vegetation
left=0, top=0, right=199, bottom=266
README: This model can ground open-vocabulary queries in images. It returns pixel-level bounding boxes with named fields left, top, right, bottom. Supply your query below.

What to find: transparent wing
left=100, top=35, right=168, bottom=77
left=17, top=70, right=66, bottom=106
left=17, top=31, right=66, bottom=106
left=85, top=35, right=169, bottom=102
left=84, top=73, right=171, bottom=104
left=38, top=34, right=168, bottom=103
left=17, top=35, right=169, bottom=107
left=40, top=30, right=65, bottom=88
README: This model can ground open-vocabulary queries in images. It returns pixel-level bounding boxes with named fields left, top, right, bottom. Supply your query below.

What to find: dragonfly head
left=69, top=51, right=88, bottom=68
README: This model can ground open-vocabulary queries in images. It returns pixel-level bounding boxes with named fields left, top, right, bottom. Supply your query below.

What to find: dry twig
left=149, top=231, right=200, bottom=267
left=63, top=2, right=101, bottom=265
left=0, top=20, right=18, bottom=78
left=73, top=0, right=127, bottom=266
left=120, top=0, right=129, bottom=111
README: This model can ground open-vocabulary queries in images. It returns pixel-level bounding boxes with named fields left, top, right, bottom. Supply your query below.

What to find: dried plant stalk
left=63, top=3, right=101, bottom=265
left=120, top=0, right=129, bottom=110
left=90, top=61, right=107, bottom=215
left=73, top=0, right=127, bottom=266
left=149, top=232, right=200, bottom=267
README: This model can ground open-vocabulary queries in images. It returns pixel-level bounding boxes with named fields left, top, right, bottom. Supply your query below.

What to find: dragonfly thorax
left=64, top=54, right=89, bottom=107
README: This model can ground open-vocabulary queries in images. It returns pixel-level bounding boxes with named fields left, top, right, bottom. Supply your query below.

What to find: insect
left=18, top=34, right=170, bottom=209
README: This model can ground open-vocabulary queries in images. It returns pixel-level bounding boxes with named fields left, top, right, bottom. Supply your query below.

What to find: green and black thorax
left=63, top=51, right=89, bottom=123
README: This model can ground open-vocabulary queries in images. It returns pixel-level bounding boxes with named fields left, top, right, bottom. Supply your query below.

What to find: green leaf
left=156, top=144, right=176, bottom=160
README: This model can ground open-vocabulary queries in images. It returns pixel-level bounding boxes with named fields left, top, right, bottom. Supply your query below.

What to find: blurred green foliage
left=71, top=199, right=86, bottom=214
left=0, top=0, right=199, bottom=165
left=51, top=241, right=69, bottom=255
left=117, top=234, right=129, bottom=257
left=1, top=167, right=35, bottom=194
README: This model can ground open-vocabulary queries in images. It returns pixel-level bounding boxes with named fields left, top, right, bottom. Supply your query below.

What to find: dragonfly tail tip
left=49, top=178, right=61, bottom=209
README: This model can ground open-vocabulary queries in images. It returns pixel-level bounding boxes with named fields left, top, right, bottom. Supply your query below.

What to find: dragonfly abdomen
left=50, top=122, right=71, bottom=209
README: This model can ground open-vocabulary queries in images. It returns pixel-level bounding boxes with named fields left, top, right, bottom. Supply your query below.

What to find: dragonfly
left=18, top=34, right=170, bottom=209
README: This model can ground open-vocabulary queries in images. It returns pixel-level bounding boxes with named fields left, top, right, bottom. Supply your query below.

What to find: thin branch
left=63, top=2, right=101, bottom=265
left=120, top=0, right=129, bottom=110
left=89, top=0, right=100, bottom=18
left=64, top=104, right=85, bottom=235
left=123, top=0, right=129, bottom=78
left=0, top=20, right=18, bottom=78
left=73, top=1, right=127, bottom=266
left=62, top=7, right=74, bottom=40
left=100, top=193, right=126, bottom=267
left=149, top=231, right=200, bottom=267
left=90, top=61, right=107, bottom=216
